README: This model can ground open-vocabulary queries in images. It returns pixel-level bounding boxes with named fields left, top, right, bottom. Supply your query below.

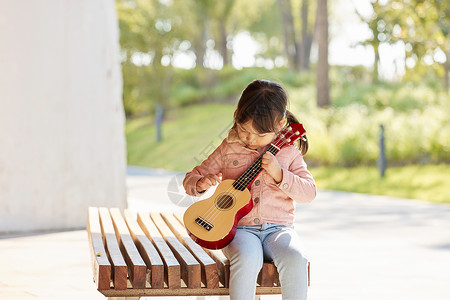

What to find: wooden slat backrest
left=123, top=210, right=164, bottom=289
left=150, top=213, right=201, bottom=289
left=98, top=207, right=128, bottom=290
left=161, top=212, right=219, bottom=288
left=137, top=212, right=181, bottom=288
left=109, top=208, right=147, bottom=288
left=87, top=207, right=111, bottom=290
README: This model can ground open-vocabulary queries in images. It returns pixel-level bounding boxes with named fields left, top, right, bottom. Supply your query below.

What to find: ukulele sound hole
left=215, top=194, right=235, bottom=210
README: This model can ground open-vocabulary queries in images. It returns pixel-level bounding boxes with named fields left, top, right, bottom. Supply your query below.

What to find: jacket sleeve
left=276, top=151, right=317, bottom=203
left=183, top=139, right=225, bottom=196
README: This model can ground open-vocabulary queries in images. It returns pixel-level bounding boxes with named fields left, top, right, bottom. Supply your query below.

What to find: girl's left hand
left=261, top=152, right=283, bottom=183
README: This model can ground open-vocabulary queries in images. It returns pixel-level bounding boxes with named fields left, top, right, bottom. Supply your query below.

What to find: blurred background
left=120, top=0, right=449, bottom=203
left=2, top=0, right=447, bottom=233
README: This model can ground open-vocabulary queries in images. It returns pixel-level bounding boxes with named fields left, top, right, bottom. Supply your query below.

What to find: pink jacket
left=183, top=128, right=317, bottom=226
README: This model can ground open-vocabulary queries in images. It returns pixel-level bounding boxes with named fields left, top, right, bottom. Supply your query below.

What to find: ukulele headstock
left=273, top=123, right=306, bottom=149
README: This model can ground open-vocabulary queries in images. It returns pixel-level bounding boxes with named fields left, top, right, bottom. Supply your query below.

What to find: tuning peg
left=287, top=138, right=291, bottom=142
left=295, top=131, right=300, bottom=135
left=288, top=126, right=292, bottom=130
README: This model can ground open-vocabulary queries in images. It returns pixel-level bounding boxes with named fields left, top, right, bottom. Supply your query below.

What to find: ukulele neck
left=232, top=144, right=280, bottom=191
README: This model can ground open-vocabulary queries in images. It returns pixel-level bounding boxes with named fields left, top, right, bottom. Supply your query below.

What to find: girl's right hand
left=196, top=173, right=222, bottom=193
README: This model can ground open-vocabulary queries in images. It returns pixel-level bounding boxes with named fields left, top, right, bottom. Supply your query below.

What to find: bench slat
left=87, top=207, right=111, bottom=290
left=174, top=212, right=230, bottom=288
left=137, top=212, right=181, bottom=289
left=98, top=207, right=128, bottom=290
left=258, top=262, right=278, bottom=287
left=109, top=208, right=147, bottom=288
left=205, top=249, right=230, bottom=288
left=161, top=212, right=219, bottom=289
left=151, top=213, right=201, bottom=289
left=123, top=210, right=164, bottom=289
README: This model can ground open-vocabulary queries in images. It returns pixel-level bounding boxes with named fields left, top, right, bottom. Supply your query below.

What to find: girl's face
left=236, top=119, right=286, bottom=150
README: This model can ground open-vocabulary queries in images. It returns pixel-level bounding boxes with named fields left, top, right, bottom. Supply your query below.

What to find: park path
left=0, top=166, right=449, bottom=300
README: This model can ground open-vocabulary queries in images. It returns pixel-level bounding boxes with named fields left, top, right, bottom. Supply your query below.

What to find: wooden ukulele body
left=183, top=179, right=252, bottom=249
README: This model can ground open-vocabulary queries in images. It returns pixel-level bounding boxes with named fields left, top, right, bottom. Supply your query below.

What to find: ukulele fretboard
left=232, top=144, right=279, bottom=191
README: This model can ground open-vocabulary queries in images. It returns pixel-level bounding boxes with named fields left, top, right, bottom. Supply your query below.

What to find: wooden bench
left=87, top=207, right=310, bottom=298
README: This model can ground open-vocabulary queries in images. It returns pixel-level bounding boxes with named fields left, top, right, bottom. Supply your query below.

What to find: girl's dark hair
left=233, top=79, right=308, bottom=155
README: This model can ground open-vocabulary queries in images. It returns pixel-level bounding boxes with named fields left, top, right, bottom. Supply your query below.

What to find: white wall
left=0, top=0, right=127, bottom=232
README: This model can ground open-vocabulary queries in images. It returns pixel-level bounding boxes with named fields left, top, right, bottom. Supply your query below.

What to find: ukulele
left=183, top=123, right=306, bottom=249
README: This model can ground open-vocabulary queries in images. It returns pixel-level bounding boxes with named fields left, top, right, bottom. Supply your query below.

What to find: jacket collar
left=226, top=127, right=245, bottom=145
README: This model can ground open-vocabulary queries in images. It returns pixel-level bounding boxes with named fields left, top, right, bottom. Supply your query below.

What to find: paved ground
left=1, top=166, right=450, bottom=299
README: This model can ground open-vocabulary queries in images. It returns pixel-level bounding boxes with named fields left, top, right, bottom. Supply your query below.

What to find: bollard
left=155, top=104, right=164, bottom=142
left=378, top=124, right=386, bottom=177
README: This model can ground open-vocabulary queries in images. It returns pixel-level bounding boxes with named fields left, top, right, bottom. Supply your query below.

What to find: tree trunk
left=277, top=0, right=299, bottom=70
left=316, top=0, right=330, bottom=107
left=194, top=27, right=207, bottom=68
left=299, top=0, right=312, bottom=70
left=373, top=42, right=380, bottom=82
left=444, top=49, right=450, bottom=91
left=218, top=19, right=229, bottom=66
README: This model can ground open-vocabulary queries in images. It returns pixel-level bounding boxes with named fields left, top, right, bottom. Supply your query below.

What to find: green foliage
left=310, top=165, right=450, bottom=203
left=366, top=0, right=450, bottom=84
left=288, top=78, right=450, bottom=167
left=126, top=73, right=449, bottom=169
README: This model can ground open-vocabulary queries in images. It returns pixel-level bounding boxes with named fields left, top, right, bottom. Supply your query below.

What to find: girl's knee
left=230, top=249, right=263, bottom=270
left=276, top=248, right=308, bottom=269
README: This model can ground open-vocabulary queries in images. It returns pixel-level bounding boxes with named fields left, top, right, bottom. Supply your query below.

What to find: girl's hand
left=196, top=173, right=222, bottom=193
left=261, top=152, right=283, bottom=183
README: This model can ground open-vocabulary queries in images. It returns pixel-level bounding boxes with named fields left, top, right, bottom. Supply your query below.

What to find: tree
left=216, top=0, right=236, bottom=66
left=354, top=0, right=384, bottom=82
left=363, top=0, right=450, bottom=88
left=278, top=0, right=300, bottom=70
left=277, top=0, right=314, bottom=71
left=316, top=0, right=330, bottom=107
left=299, top=0, right=313, bottom=70
left=116, top=0, right=181, bottom=114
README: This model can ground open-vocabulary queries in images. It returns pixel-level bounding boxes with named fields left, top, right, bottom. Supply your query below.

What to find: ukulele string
left=202, top=128, right=301, bottom=224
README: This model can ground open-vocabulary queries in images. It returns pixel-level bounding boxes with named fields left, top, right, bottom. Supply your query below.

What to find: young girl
left=183, top=79, right=317, bottom=300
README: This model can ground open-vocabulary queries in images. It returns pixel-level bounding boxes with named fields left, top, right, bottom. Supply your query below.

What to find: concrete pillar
left=0, top=0, right=127, bottom=232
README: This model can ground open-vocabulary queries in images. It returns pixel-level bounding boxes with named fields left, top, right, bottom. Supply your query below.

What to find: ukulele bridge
left=195, top=217, right=214, bottom=231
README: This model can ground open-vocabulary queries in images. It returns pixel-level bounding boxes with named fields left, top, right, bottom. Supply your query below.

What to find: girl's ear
left=279, top=118, right=287, bottom=129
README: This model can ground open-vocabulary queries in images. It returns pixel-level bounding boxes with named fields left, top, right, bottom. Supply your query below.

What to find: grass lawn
left=310, top=165, right=450, bottom=204
left=126, top=103, right=236, bottom=172
left=126, top=103, right=450, bottom=204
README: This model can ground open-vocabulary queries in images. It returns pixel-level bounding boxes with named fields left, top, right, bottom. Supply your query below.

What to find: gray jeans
left=222, top=223, right=308, bottom=300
